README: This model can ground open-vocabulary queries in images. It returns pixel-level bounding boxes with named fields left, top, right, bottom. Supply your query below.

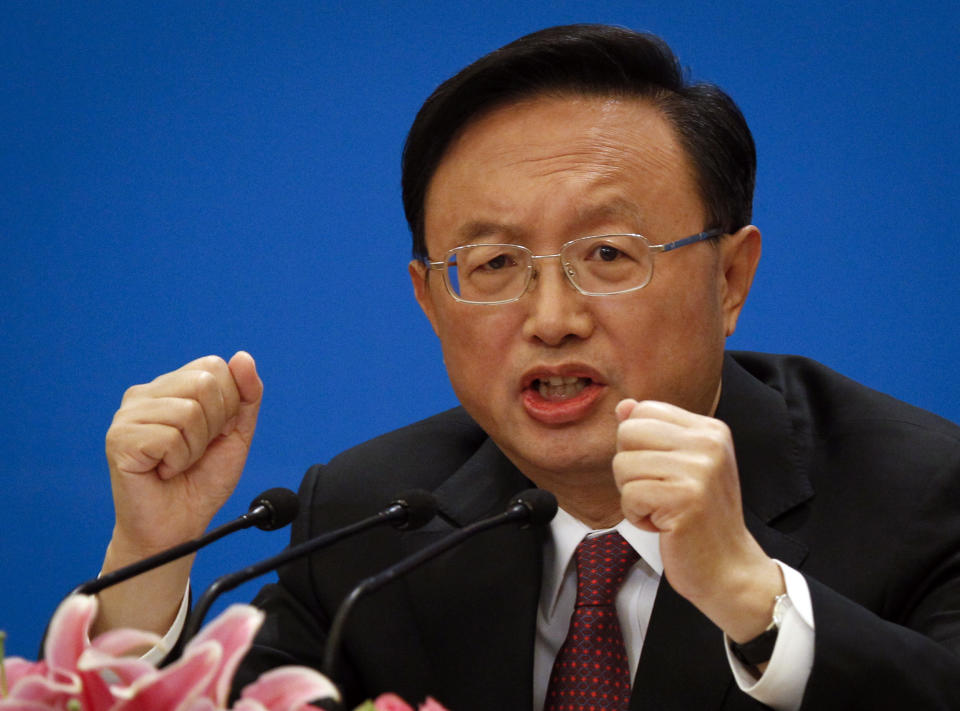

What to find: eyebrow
left=450, top=198, right=647, bottom=247
left=452, top=221, right=520, bottom=247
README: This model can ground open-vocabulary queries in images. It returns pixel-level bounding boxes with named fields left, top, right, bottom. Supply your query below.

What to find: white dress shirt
left=534, top=508, right=815, bottom=711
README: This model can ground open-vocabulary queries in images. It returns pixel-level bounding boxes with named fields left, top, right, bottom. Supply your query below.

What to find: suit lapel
left=718, top=353, right=814, bottom=527
left=719, top=354, right=813, bottom=570
left=632, top=354, right=814, bottom=709
left=401, top=438, right=544, bottom=710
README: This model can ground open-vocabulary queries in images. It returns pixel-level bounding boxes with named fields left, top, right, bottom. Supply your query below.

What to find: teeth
left=537, top=376, right=589, bottom=400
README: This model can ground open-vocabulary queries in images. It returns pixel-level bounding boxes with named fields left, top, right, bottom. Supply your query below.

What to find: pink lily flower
left=0, top=594, right=157, bottom=710
left=107, top=604, right=338, bottom=711
left=0, top=595, right=432, bottom=711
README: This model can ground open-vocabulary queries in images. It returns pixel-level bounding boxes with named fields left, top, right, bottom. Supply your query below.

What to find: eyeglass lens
left=446, top=235, right=654, bottom=303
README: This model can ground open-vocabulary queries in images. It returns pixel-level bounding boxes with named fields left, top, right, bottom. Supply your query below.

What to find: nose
left=521, top=257, right=594, bottom=346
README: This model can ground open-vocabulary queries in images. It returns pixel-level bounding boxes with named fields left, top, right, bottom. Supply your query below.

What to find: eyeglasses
left=425, top=229, right=724, bottom=304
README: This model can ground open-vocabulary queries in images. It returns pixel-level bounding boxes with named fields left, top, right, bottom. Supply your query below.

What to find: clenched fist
left=614, top=398, right=783, bottom=643
left=95, top=351, right=262, bottom=637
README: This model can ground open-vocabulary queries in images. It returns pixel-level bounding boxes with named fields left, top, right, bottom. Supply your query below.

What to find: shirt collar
left=541, top=506, right=663, bottom=616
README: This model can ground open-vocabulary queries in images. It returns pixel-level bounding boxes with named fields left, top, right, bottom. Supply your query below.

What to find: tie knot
left=573, top=531, right=639, bottom=607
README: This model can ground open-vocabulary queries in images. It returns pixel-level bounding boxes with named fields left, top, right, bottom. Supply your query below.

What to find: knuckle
left=191, top=370, right=220, bottom=399
left=617, top=418, right=644, bottom=445
left=704, top=432, right=726, bottom=454
left=687, top=476, right=708, bottom=499
left=698, top=427, right=729, bottom=456
left=689, top=451, right=716, bottom=475
left=157, top=424, right=183, bottom=450
left=612, top=451, right=630, bottom=479
left=612, top=450, right=644, bottom=476
left=104, top=424, right=124, bottom=452
left=121, top=383, right=146, bottom=403
left=105, top=422, right=141, bottom=453
left=632, top=400, right=657, bottom=416
left=706, top=418, right=731, bottom=439
left=110, top=449, right=135, bottom=472
left=196, top=355, right=228, bottom=372
left=620, top=478, right=644, bottom=499
left=180, top=398, right=209, bottom=434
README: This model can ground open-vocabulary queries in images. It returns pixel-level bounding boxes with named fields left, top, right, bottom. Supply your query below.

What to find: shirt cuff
left=724, top=560, right=815, bottom=711
left=140, top=580, right=190, bottom=665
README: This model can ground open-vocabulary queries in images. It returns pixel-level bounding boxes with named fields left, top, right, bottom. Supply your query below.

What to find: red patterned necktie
left=544, top=531, right=639, bottom=711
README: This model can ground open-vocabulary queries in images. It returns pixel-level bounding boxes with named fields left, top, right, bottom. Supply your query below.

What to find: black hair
left=401, top=24, right=756, bottom=260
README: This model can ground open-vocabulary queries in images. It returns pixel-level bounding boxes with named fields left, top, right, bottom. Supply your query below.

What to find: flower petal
left=176, top=697, right=219, bottom=711
left=41, top=595, right=98, bottom=672
left=75, top=669, right=117, bottom=711
left=90, top=627, right=163, bottom=657
left=184, top=604, right=264, bottom=705
left=238, top=666, right=340, bottom=711
left=77, top=646, right=157, bottom=687
left=4, top=671, right=79, bottom=703
left=110, top=641, right=220, bottom=711
left=1, top=659, right=46, bottom=690
left=417, top=698, right=450, bottom=711
left=234, top=701, right=327, bottom=711
left=372, top=693, right=415, bottom=711
left=0, top=699, right=60, bottom=710
left=232, top=700, right=267, bottom=711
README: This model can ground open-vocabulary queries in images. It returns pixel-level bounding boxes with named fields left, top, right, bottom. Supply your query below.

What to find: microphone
left=321, top=488, right=557, bottom=683
left=182, top=489, right=438, bottom=643
left=247, top=487, right=302, bottom=531
left=75, top=487, right=300, bottom=595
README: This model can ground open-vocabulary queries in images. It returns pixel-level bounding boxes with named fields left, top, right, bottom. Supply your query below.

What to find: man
left=94, top=25, right=960, bottom=710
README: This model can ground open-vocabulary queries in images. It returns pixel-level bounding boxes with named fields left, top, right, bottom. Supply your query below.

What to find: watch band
left=730, top=625, right=779, bottom=667
left=729, top=593, right=789, bottom=667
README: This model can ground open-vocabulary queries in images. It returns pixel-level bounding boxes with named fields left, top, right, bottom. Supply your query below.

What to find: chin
left=507, top=432, right=616, bottom=480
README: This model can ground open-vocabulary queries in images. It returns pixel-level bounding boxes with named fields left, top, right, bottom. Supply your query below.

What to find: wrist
left=93, top=542, right=194, bottom=638
left=106, top=522, right=204, bottom=565
left=695, top=554, right=785, bottom=643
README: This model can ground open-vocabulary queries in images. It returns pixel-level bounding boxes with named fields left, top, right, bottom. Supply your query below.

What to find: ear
left=718, top=225, right=762, bottom=337
left=409, top=260, right=441, bottom=337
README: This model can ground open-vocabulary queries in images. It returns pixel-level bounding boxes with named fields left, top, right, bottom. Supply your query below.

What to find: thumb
left=227, top=350, right=263, bottom=439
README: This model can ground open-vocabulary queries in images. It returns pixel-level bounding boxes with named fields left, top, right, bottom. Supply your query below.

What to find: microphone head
left=390, top=489, right=438, bottom=530
left=508, top=488, right=558, bottom=527
left=249, top=487, right=300, bottom=531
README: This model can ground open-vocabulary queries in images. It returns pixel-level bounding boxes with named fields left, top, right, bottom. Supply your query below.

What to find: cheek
left=641, top=258, right=726, bottom=341
left=434, top=306, right=521, bottom=380
left=594, top=279, right=725, bottom=406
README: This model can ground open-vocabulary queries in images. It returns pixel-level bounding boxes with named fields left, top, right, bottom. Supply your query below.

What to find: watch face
left=772, top=593, right=790, bottom=627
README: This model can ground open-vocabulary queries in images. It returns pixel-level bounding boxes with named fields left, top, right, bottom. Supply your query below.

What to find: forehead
left=423, top=94, right=704, bottom=246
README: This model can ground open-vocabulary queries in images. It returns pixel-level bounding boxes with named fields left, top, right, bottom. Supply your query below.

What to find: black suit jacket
left=237, top=352, right=960, bottom=709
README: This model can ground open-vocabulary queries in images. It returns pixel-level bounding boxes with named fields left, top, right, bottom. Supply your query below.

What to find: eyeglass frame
left=424, top=228, right=725, bottom=305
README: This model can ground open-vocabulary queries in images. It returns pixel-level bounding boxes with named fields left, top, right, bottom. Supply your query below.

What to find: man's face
left=410, top=95, right=758, bottom=486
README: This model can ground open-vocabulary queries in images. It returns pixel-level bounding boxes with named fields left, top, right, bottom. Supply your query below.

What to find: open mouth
left=532, top=376, right=594, bottom=400
left=522, top=372, right=605, bottom=424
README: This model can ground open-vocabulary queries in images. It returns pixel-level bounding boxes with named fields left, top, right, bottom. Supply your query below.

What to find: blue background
left=2, top=2, right=957, bottom=658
